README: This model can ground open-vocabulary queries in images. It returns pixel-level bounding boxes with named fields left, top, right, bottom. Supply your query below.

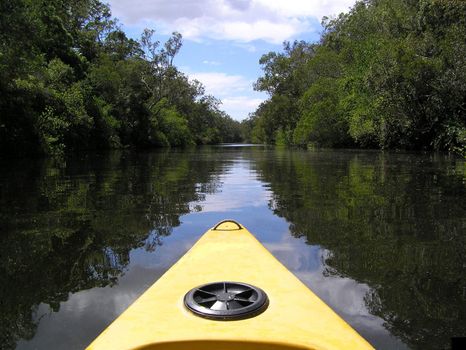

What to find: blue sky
left=107, top=0, right=356, bottom=121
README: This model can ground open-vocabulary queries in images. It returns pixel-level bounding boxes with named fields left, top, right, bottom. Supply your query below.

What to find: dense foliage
left=0, top=0, right=242, bottom=157
left=246, top=0, right=466, bottom=154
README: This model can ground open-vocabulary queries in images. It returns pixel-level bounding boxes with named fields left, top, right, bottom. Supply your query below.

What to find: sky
left=107, top=0, right=356, bottom=121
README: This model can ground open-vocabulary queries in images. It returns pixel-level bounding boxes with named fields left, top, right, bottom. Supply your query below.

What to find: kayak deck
left=87, top=221, right=374, bottom=350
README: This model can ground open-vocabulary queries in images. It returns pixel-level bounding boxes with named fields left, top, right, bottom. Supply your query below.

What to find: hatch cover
left=184, top=281, right=269, bottom=320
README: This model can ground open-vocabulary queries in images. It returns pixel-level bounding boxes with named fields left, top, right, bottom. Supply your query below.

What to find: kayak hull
left=87, top=220, right=374, bottom=350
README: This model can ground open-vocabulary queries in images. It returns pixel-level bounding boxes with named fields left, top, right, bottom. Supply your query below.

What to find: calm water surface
left=0, top=146, right=465, bottom=350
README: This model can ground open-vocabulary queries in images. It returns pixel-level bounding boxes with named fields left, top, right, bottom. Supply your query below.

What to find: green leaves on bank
left=246, top=0, right=466, bottom=154
left=0, top=0, right=242, bottom=157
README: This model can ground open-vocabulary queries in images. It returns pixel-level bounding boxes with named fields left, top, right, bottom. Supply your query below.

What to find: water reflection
left=251, top=149, right=466, bottom=350
left=266, top=233, right=407, bottom=349
left=0, top=147, right=464, bottom=350
left=0, top=149, right=228, bottom=349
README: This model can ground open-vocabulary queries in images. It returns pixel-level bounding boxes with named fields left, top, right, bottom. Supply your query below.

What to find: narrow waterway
left=1, top=146, right=465, bottom=349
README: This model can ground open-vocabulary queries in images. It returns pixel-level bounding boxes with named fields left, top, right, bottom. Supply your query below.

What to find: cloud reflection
left=265, top=232, right=409, bottom=350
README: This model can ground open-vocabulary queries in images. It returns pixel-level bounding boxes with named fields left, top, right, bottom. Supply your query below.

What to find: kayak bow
left=87, top=220, right=374, bottom=350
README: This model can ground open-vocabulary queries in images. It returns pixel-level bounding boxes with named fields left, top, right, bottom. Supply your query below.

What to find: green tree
left=250, top=0, right=466, bottom=154
left=0, top=0, right=243, bottom=158
left=253, top=41, right=316, bottom=144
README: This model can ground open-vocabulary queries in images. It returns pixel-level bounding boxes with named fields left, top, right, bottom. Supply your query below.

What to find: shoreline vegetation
left=0, top=0, right=243, bottom=158
left=1, top=0, right=465, bottom=158
left=245, top=0, right=465, bottom=156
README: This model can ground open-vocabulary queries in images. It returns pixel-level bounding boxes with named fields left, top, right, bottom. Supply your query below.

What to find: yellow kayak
left=87, top=220, right=374, bottom=350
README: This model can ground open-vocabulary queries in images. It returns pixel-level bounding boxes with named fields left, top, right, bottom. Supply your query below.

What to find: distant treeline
left=244, top=0, right=465, bottom=154
left=0, top=0, right=242, bottom=157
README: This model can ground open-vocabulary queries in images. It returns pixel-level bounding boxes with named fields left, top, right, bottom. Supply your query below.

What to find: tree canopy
left=0, top=0, right=242, bottom=157
left=245, top=0, right=466, bottom=155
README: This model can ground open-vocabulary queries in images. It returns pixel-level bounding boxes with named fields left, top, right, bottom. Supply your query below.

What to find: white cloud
left=234, top=43, right=257, bottom=52
left=254, top=0, right=355, bottom=19
left=108, top=0, right=355, bottom=43
left=221, top=96, right=265, bottom=119
left=202, top=60, right=221, bottom=66
left=183, top=70, right=265, bottom=120
left=188, top=71, right=252, bottom=96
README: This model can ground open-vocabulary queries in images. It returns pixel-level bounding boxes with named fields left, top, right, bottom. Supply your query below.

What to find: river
left=1, top=145, right=465, bottom=349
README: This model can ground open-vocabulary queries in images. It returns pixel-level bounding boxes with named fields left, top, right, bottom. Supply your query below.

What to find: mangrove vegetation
left=2, top=0, right=465, bottom=157
left=0, top=0, right=242, bottom=157
left=246, top=0, right=466, bottom=154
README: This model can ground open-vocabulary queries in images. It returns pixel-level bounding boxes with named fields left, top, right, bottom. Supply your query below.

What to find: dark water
left=0, top=146, right=465, bottom=350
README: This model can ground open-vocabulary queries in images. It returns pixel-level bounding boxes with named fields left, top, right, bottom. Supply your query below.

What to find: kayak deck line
left=87, top=220, right=374, bottom=350
left=133, top=340, right=312, bottom=349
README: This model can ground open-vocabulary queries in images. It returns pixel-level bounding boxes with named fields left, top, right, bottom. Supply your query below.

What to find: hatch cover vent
left=184, top=281, right=269, bottom=320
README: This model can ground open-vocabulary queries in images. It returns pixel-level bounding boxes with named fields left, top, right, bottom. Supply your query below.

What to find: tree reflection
left=252, top=149, right=466, bottom=350
left=0, top=150, right=224, bottom=348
